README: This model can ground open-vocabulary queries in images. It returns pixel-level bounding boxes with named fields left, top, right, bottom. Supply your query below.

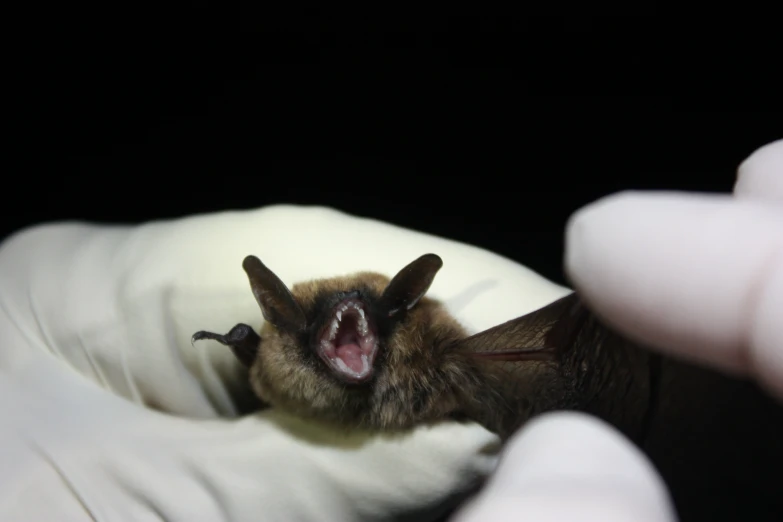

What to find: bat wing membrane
left=450, top=292, right=584, bottom=361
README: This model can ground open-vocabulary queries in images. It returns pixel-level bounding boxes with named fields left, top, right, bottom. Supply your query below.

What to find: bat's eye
left=316, top=298, right=379, bottom=384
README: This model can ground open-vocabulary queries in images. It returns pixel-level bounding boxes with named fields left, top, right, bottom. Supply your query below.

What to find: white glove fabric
left=454, top=140, right=783, bottom=522
left=0, top=201, right=571, bottom=522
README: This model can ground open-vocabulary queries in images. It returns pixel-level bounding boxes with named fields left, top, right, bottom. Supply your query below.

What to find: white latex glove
left=0, top=202, right=572, bottom=522
left=454, top=140, right=783, bottom=522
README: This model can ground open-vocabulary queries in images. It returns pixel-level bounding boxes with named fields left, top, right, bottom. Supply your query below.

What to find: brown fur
left=243, top=267, right=590, bottom=439
left=250, top=271, right=476, bottom=433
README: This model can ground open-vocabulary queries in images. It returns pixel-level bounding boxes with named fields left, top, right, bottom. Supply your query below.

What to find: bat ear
left=377, top=253, right=443, bottom=317
left=242, top=255, right=307, bottom=332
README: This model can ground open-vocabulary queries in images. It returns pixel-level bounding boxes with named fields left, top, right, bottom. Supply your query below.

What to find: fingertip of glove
left=735, top=139, right=783, bottom=202
left=564, top=190, right=666, bottom=292
left=497, top=412, right=664, bottom=490
left=453, top=412, right=675, bottom=522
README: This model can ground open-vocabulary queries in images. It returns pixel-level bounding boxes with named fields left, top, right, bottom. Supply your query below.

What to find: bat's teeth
left=328, top=319, right=339, bottom=340
left=320, top=339, right=336, bottom=357
left=336, top=310, right=342, bottom=322
left=358, top=307, right=370, bottom=335
left=332, top=353, right=371, bottom=379
left=334, top=357, right=353, bottom=375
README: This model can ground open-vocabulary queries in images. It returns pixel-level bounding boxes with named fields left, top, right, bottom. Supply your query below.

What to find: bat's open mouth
left=316, top=297, right=379, bottom=383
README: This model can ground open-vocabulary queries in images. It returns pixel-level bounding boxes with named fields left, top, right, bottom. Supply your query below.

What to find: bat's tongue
left=335, top=325, right=366, bottom=372
left=335, top=343, right=364, bottom=373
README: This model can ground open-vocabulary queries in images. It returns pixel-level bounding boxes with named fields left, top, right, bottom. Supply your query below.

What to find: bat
left=193, top=253, right=783, bottom=522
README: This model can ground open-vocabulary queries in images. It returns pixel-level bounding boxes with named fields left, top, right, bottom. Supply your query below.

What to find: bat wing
left=450, top=291, right=586, bottom=361
left=443, top=291, right=589, bottom=439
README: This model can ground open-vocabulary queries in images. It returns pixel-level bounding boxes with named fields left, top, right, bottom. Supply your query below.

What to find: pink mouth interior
left=334, top=319, right=365, bottom=372
left=318, top=299, right=378, bottom=381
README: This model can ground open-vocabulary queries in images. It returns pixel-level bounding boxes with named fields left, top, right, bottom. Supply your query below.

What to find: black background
left=9, top=11, right=781, bottom=289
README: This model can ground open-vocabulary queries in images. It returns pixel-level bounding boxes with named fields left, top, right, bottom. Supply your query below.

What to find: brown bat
left=193, top=253, right=783, bottom=522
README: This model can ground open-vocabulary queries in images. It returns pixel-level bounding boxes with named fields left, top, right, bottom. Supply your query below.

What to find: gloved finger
left=564, top=191, right=783, bottom=399
left=452, top=412, right=675, bottom=522
left=735, top=139, right=783, bottom=202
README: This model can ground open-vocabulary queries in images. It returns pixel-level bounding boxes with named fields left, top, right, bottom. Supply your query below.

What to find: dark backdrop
left=10, top=13, right=781, bottom=288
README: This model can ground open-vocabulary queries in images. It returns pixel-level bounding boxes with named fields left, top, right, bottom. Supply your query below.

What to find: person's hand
left=453, top=138, right=783, bottom=522
left=0, top=203, right=572, bottom=521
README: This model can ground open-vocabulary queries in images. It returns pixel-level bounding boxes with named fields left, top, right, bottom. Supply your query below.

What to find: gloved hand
left=0, top=202, right=571, bottom=521
left=453, top=139, right=783, bottom=522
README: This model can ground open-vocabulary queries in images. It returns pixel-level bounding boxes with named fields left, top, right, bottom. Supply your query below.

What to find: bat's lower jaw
left=318, top=350, right=378, bottom=384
